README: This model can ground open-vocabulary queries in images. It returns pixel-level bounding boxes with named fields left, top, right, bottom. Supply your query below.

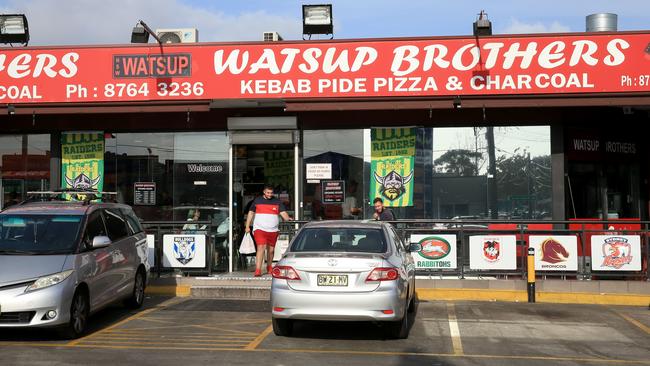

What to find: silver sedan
left=271, top=220, right=419, bottom=338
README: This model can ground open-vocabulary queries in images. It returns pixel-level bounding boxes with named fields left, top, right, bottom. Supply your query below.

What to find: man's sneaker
left=254, top=269, right=262, bottom=277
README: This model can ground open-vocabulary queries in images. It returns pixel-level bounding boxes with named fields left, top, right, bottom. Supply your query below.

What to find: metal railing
left=142, top=219, right=649, bottom=281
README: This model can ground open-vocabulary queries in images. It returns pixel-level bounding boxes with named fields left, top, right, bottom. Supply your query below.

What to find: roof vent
left=586, top=13, right=617, bottom=32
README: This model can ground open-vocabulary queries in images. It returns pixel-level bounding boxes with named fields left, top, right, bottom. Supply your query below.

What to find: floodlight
left=473, top=10, right=492, bottom=36
left=302, top=4, right=333, bottom=37
left=131, top=20, right=162, bottom=45
left=0, top=14, right=29, bottom=45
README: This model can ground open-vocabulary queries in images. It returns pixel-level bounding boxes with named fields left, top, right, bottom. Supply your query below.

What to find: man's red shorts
left=253, top=230, right=279, bottom=247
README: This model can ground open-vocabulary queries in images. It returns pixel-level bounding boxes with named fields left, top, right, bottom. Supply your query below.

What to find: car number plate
left=317, top=274, right=348, bottom=286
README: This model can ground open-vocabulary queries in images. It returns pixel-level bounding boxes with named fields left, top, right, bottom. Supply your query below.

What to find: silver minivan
left=0, top=200, right=149, bottom=338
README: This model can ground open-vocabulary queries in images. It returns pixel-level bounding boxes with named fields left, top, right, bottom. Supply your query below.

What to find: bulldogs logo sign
left=173, top=236, right=196, bottom=265
left=483, top=240, right=500, bottom=262
left=601, top=237, right=633, bottom=269
left=374, top=170, right=413, bottom=201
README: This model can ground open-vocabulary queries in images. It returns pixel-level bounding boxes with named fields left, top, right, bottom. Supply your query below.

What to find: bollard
left=527, top=247, right=536, bottom=303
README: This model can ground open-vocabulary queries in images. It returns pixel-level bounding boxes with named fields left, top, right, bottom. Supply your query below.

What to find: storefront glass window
left=303, top=130, right=364, bottom=220
left=432, top=126, right=551, bottom=220
left=0, top=134, right=50, bottom=209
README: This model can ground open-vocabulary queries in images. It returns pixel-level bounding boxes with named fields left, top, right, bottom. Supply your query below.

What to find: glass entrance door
left=231, top=144, right=295, bottom=272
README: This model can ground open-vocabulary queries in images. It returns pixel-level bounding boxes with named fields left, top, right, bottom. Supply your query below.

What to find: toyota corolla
left=270, top=220, right=419, bottom=338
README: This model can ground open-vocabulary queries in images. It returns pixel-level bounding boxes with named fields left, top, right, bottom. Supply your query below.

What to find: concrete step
left=191, top=285, right=270, bottom=300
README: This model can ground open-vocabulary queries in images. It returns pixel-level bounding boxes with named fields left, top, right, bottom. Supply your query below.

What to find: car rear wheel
left=125, top=269, right=146, bottom=309
left=272, top=318, right=293, bottom=337
left=386, top=300, right=410, bottom=339
left=407, top=291, right=417, bottom=314
left=59, top=289, right=89, bottom=339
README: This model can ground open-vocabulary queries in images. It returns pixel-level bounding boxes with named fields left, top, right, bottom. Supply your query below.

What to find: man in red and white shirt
left=245, top=185, right=292, bottom=276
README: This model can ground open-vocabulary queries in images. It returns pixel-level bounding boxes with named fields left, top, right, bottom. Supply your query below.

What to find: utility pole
left=486, top=126, right=497, bottom=219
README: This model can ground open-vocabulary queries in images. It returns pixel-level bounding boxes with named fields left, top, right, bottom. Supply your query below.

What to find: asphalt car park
left=1, top=296, right=649, bottom=365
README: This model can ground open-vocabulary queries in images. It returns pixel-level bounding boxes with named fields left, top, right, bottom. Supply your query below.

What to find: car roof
left=302, top=220, right=386, bottom=229
left=0, top=201, right=131, bottom=215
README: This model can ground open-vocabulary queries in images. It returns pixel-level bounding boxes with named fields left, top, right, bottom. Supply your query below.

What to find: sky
left=1, top=0, right=649, bottom=46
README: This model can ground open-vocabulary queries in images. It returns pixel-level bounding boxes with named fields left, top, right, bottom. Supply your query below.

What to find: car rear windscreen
left=291, top=228, right=387, bottom=253
left=0, top=215, right=83, bottom=254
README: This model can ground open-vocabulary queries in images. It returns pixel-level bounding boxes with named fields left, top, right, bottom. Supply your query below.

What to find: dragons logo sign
left=64, top=173, right=101, bottom=190
left=374, top=170, right=413, bottom=201
left=483, top=240, right=500, bottom=262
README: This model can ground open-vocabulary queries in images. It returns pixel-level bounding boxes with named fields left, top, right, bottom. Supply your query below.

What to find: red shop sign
left=1, top=32, right=650, bottom=104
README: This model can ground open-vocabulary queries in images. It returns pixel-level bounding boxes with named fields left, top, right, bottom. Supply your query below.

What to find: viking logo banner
left=370, top=128, right=415, bottom=207
left=61, top=132, right=104, bottom=198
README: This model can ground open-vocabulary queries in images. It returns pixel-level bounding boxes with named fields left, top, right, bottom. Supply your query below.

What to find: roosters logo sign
left=601, top=237, right=633, bottom=269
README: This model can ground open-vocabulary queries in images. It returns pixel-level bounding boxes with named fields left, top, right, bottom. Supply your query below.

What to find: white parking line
left=446, top=303, right=464, bottom=355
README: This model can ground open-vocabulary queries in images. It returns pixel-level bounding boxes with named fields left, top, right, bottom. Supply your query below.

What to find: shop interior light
left=131, top=19, right=162, bottom=45
left=473, top=10, right=492, bottom=36
left=0, top=14, right=29, bottom=45
left=302, top=4, right=333, bottom=39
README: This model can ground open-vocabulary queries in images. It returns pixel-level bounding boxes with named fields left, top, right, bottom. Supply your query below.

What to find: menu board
left=322, top=180, right=345, bottom=204
left=134, top=182, right=156, bottom=205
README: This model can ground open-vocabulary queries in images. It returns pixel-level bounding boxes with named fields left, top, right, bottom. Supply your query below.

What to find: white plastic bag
left=239, top=232, right=256, bottom=254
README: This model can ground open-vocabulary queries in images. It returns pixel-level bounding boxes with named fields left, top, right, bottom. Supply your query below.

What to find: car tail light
left=271, top=266, right=301, bottom=280
left=366, top=267, right=399, bottom=281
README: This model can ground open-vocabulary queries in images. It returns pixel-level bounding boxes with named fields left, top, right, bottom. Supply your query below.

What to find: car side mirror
left=409, top=243, right=422, bottom=252
left=92, top=235, right=112, bottom=248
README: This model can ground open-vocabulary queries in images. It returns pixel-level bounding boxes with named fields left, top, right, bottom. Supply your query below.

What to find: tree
left=434, top=149, right=482, bottom=176
left=496, top=149, right=551, bottom=218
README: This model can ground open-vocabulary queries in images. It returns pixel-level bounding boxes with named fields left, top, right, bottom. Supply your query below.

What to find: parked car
left=270, top=220, right=419, bottom=339
left=0, top=196, right=149, bottom=338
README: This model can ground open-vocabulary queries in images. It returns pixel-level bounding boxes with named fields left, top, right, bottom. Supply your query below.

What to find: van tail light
left=366, top=267, right=399, bottom=281
left=271, top=266, right=301, bottom=280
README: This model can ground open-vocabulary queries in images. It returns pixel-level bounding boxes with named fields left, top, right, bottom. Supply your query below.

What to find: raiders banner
left=61, top=132, right=104, bottom=198
left=370, top=128, right=415, bottom=207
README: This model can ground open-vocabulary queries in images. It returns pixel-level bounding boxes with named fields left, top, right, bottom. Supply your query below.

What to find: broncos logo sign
left=374, top=170, right=413, bottom=201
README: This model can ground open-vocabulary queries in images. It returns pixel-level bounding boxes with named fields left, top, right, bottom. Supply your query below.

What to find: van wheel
left=59, top=289, right=89, bottom=339
left=125, top=269, right=145, bottom=309
left=272, top=318, right=293, bottom=337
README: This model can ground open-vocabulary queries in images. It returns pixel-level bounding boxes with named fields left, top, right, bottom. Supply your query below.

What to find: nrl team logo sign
left=374, top=170, right=413, bottom=201
left=540, top=238, right=570, bottom=264
left=483, top=240, right=501, bottom=262
left=64, top=173, right=101, bottom=190
left=601, top=237, right=633, bottom=269
left=418, top=236, right=451, bottom=260
left=173, top=236, right=196, bottom=265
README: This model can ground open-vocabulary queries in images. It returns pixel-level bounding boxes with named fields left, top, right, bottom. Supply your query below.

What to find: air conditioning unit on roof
left=155, top=28, right=198, bottom=43
left=263, top=31, right=283, bottom=42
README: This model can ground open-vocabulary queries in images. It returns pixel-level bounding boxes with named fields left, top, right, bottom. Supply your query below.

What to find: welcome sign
left=369, top=128, right=415, bottom=207
left=61, top=132, right=104, bottom=197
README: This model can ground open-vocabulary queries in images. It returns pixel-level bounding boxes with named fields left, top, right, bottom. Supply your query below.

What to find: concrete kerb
left=144, top=275, right=650, bottom=306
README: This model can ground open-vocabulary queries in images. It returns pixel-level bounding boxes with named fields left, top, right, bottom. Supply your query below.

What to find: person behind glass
left=372, top=197, right=394, bottom=221
left=182, top=209, right=200, bottom=231
left=342, top=180, right=361, bottom=219
left=245, top=185, right=292, bottom=277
